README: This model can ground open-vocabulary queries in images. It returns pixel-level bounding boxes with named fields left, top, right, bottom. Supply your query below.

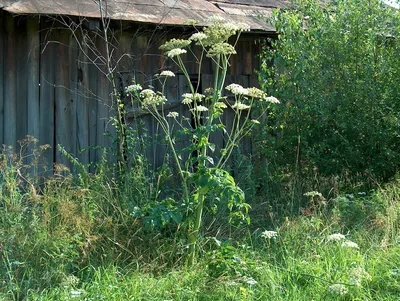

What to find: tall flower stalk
left=127, top=18, right=279, bottom=265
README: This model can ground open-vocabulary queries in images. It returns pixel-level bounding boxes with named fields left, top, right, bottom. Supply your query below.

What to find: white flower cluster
left=140, top=89, right=155, bottom=99
left=328, top=233, right=346, bottom=241
left=167, top=111, right=179, bottom=118
left=349, top=266, right=371, bottom=287
left=265, top=96, right=280, bottom=104
left=261, top=230, right=278, bottom=239
left=207, top=42, right=237, bottom=57
left=125, top=84, right=142, bottom=94
left=236, top=22, right=251, bottom=32
left=327, top=233, right=359, bottom=249
left=232, top=102, right=250, bottom=110
left=139, top=89, right=167, bottom=107
left=189, top=32, right=208, bottom=42
left=62, top=275, right=80, bottom=287
left=328, top=284, right=348, bottom=296
left=182, top=98, right=192, bottom=105
left=167, top=48, right=187, bottom=58
left=160, top=70, right=175, bottom=77
left=225, top=84, right=248, bottom=96
left=247, top=87, right=266, bottom=99
left=223, top=22, right=251, bottom=32
left=182, top=93, right=204, bottom=104
left=304, top=191, right=323, bottom=198
left=214, top=102, right=227, bottom=109
left=341, top=241, right=359, bottom=249
left=194, top=105, right=208, bottom=112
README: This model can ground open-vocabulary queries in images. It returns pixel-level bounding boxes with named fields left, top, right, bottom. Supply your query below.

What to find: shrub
left=260, top=0, right=400, bottom=181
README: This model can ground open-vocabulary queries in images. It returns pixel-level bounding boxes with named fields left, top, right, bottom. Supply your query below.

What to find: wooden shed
left=0, top=0, right=282, bottom=172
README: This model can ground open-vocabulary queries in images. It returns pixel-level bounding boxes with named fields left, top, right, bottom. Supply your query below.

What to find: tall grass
left=1, top=141, right=399, bottom=300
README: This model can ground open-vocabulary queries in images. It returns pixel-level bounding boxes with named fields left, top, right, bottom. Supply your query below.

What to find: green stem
left=187, top=137, right=208, bottom=265
left=187, top=192, right=205, bottom=266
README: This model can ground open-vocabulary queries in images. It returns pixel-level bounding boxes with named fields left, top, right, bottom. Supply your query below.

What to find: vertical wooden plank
left=39, top=24, right=55, bottom=174
left=27, top=17, right=40, bottom=144
left=0, top=11, right=4, bottom=145
left=4, top=13, right=17, bottom=149
left=55, top=30, right=72, bottom=169
left=69, top=33, right=78, bottom=162
left=96, top=37, right=111, bottom=165
left=88, top=41, right=98, bottom=172
left=76, top=36, right=90, bottom=166
left=16, top=17, right=28, bottom=148
left=244, top=40, right=253, bottom=76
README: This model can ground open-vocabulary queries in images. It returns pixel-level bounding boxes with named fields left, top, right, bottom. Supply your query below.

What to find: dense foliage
left=260, top=0, right=400, bottom=180
left=1, top=0, right=400, bottom=299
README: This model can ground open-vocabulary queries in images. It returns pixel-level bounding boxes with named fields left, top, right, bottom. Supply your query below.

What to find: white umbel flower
left=140, top=89, right=155, bottom=98
left=160, top=70, right=175, bottom=77
left=261, top=230, right=278, bottom=239
left=167, top=48, right=187, bottom=58
left=225, top=84, right=249, bottom=96
left=182, top=98, right=193, bottom=105
left=327, top=233, right=346, bottom=241
left=232, top=102, right=250, bottom=110
left=265, top=96, right=280, bottom=104
left=214, top=102, right=227, bottom=109
left=189, top=32, right=208, bottom=42
left=328, top=284, right=348, bottom=295
left=182, top=93, right=204, bottom=102
left=194, top=105, right=208, bottom=112
left=167, top=111, right=179, bottom=118
left=237, top=22, right=251, bottom=32
left=247, top=87, right=266, bottom=99
left=125, top=84, right=142, bottom=94
left=341, top=241, right=359, bottom=249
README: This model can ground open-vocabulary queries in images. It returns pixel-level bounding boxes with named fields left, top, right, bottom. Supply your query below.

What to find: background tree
left=260, top=0, right=400, bottom=181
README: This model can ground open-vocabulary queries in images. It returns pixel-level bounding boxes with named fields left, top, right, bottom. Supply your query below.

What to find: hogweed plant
left=126, top=17, right=280, bottom=265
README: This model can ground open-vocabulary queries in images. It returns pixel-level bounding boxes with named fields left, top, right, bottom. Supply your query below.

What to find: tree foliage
left=260, top=0, right=400, bottom=180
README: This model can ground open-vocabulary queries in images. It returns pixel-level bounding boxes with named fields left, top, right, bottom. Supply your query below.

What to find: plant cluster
left=126, top=17, right=279, bottom=265
left=260, top=0, right=400, bottom=181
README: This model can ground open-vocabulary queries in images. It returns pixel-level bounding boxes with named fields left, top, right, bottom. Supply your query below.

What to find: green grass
left=24, top=222, right=400, bottom=301
left=1, top=153, right=399, bottom=300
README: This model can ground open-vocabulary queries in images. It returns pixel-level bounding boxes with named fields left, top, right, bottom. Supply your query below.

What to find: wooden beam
left=27, top=17, right=40, bottom=141
left=76, top=37, right=90, bottom=166
left=69, top=34, right=78, bottom=164
left=4, top=13, right=17, bottom=149
left=39, top=25, right=55, bottom=174
left=55, top=30, right=72, bottom=169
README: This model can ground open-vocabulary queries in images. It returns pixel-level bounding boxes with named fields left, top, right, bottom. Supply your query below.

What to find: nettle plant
left=126, top=17, right=279, bottom=265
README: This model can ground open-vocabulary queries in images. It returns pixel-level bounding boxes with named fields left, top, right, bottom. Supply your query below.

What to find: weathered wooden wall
left=0, top=12, right=263, bottom=173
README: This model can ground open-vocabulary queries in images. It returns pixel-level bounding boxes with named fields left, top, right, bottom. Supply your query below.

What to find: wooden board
left=75, top=35, right=89, bottom=167
left=88, top=34, right=99, bottom=172
left=4, top=13, right=17, bottom=149
left=16, top=18, right=28, bottom=149
left=69, top=33, right=78, bottom=163
left=39, top=24, right=56, bottom=174
left=55, top=30, right=73, bottom=169
left=96, top=37, right=112, bottom=166
left=26, top=17, right=40, bottom=167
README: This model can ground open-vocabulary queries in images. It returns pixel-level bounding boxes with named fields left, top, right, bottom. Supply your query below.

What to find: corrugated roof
left=0, top=0, right=284, bottom=32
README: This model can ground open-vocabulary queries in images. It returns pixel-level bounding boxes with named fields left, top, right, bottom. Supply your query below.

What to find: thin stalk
left=187, top=192, right=205, bottom=265
left=187, top=142, right=207, bottom=265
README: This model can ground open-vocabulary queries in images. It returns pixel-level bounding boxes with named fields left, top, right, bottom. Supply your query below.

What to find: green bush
left=260, top=0, right=400, bottom=181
